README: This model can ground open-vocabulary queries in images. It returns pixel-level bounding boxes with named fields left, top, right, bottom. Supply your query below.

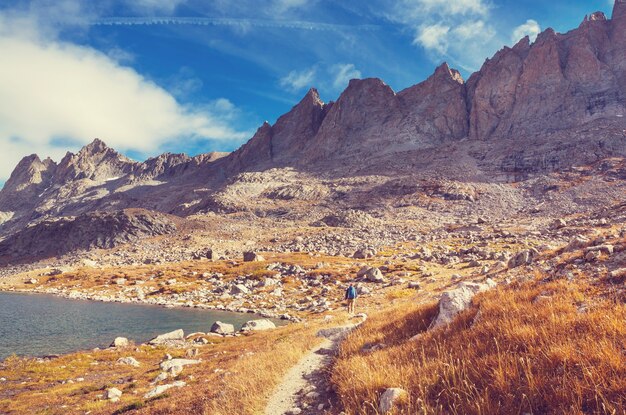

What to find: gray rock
left=105, top=387, right=123, bottom=402
left=149, top=329, right=185, bottom=345
left=240, top=319, right=276, bottom=331
left=379, top=388, right=407, bottom=413
left=430, top=280, right=496, bottom=329
left=116, top=357, right=140, bottom=367
left=230, top=284, right=250, bottom=295
left=210, top=321, right=235, bottom=335
left=144, top=381, right=186, bottom=399
left=243, top=252, right=265, bottom=262
left=110, top=337, right=129, bottom=348
left=160, top=358, right=201, bottom=371
left=364, top=267, right=386, bottom=283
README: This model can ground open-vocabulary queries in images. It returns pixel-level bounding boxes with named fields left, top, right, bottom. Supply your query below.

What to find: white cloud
left=414, top=20, right=495, bottom=69
left=330, top=63, right=362, bottom=89
left=0, top=18, right=247, bottom=182
left=511, top=19, right=541, bottom=44
left=453, top=20, right=494, bottom=41
left=414, top=23, right=450, bottom=54
left=280, top=67, right=317, bottom=92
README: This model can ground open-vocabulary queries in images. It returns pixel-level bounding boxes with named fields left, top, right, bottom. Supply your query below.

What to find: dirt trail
left=264, top=317, right=366, bottom=415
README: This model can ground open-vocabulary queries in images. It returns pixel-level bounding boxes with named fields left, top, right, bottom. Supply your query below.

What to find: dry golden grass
left=332, top=279, right=626, bottom=414
left=0, top=317, right=340, bottom=415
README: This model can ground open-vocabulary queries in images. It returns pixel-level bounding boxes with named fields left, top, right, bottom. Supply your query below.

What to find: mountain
left=1, top=2, right=626, bottom=245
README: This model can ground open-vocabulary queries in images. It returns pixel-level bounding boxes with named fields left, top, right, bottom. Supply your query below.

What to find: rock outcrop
left=0, top=209, right=177, bottom=265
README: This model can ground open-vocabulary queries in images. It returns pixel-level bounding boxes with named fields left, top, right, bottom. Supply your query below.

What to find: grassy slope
left=332, top=278, right=626, bottom=414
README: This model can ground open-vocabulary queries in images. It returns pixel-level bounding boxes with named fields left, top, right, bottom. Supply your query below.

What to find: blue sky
left=0, top=0, right=617, bottom=182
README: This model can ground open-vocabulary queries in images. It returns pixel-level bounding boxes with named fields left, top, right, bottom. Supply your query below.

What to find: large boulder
left=241, top=319, right=276, bottom=332
left=110, top=337, right=129, bottom=348
left=379, top=388, right=408, bottom=414
left=430, top=280, right=496, bottom=329
left=148, top=329, right=184, bottom=345
left=117, top=357, right=140, bottom=367
left=353, top=248, right=376, bottom=259
left=243, top=252, right=265, bottom=262
left=210, top=321, right=235, bottom=335
left=365, top=267, right=386, bottom=283
left=105, top=387, right=123, bottom=402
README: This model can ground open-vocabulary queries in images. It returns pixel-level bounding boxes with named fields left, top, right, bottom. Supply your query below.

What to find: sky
left=0, top=0, right=618, bottom=184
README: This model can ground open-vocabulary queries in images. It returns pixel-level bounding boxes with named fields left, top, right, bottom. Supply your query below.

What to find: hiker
left=345, top=283, right=358, bottom=314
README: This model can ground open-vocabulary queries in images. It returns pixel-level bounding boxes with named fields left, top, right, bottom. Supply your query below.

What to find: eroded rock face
left=0, top=209, right=177, bottom=265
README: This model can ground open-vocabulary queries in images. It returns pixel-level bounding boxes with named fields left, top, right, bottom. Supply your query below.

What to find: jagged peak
left=256, top=121, right=272, bottom=133
left=347, top=77, right=387, bottom=89
left=79, top=138, right=111, bottom=156
left=16, top=154, right=42, bottom=166
left=299, top=87, right=324, bottom=108
left=534, top=27, right=558, bottom=44
left=340, top=78, right=396, bottom=100
left=590, top=11, right=607, bottom=21
left=513, top=35, right=531, bottom=51
left=433, top=62, right=464, bottom=84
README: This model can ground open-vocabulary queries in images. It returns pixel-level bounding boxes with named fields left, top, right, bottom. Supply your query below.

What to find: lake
left=0, top=292, right=261, bottom=359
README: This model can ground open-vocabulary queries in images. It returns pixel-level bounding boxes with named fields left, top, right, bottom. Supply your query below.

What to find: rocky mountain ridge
left=1, top=2, right=626, bottom=250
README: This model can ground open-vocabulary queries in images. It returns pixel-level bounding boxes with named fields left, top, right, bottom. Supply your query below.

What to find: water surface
left=0, top=292, right=259, bottom=359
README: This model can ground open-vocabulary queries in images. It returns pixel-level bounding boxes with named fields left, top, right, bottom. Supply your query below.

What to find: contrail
left=91, top=17, right=379, bottom=32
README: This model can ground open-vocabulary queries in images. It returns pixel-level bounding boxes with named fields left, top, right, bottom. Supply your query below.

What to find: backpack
left=346, top=286, right=357, bottom=299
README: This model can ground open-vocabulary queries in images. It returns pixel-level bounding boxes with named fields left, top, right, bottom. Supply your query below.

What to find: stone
left=243, top=252, right=265, bottom=262
left=116, top=357, right=140, bottom=367
left=160, top=358, right=201, bottom=371
left=144, top=381, right=186, bottom=399
left=153, top=372, right=168, bottom=383
left=353, top=248, right=376, bottom=259
left=508, top=249, right=538, bottom=268
left=230, top=284, right=250, bottom=295
left=430, top=280, right=496, bottom=329
left=585, top=245, right=614, bottom=255
left=565, top=236, right=590, bottom=252
left=364, top=267, right=386, bottom=283
left=110, top=337, right=129, bottom=348
left=550, top=218, right=567, bottom=229
left=166, top=365, right=183, bottom=377
left=105, top=387, right=123, bottom=402
left=148, top=329, right=185, bottom=345
left=210, top=321, right=235, bottom=335
left=240, top=319, right=276, bottom=331
left=379, top=388, right=408, bottom=413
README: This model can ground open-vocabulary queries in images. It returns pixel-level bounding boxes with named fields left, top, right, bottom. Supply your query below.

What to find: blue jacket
left=345, top=286, right=357, bottom=300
